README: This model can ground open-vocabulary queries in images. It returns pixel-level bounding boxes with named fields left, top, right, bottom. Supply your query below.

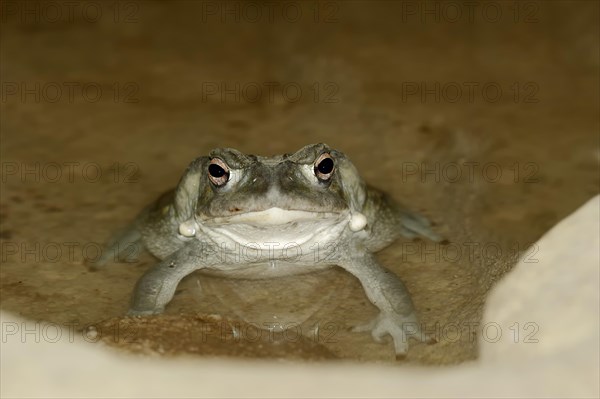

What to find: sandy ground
left=1, top=1, right=598, bottom=365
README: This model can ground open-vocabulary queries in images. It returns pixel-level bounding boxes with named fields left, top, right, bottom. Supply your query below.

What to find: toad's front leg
left=128, top=240, right=218, bottom=315
left=337, top=251, right=434, bottom=358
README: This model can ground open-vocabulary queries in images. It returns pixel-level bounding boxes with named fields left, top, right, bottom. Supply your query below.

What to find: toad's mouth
left=205, top=207, right=346, bottom=226
left=194, top=207, right=352, bottom=248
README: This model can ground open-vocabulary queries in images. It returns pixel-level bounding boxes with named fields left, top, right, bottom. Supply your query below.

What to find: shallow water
left=1, top=1, right=598, bottom=364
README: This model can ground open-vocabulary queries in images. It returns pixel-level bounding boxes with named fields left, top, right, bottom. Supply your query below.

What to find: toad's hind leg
left=90, top=223, right=144, bottom=269
left=394, top=202, right=442, bottom=242
left=366, top=188, right=442, bottom=245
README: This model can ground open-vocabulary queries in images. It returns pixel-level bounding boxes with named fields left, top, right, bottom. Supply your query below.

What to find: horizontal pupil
left=318, top=158, right=334, bottom=174
left=209, top=164, right=226, bottom=178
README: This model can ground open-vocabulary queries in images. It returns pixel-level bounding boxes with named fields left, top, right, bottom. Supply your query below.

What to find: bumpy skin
left=95, top=143, right=441, bottom=357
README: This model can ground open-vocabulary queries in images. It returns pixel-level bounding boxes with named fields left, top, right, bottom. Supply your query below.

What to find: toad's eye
left=208, top=158, right=230, bottom=186
left=314, top=153, right=335, bottom=181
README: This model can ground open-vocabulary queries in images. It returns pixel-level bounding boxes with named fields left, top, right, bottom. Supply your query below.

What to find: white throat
left=178, top=207, right=367, bottom=251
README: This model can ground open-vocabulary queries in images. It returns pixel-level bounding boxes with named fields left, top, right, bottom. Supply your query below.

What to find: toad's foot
left=352, top=311, right=435, bottom=359
left=127, top=308, right=163, bottom=317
